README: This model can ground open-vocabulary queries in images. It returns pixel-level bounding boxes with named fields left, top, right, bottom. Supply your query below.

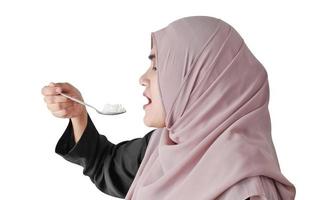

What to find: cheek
left=151, top=78, right=163, bottom=109
left=150, top=73, right=166, bottom=119
left=152, top=88, right=165, bottom=119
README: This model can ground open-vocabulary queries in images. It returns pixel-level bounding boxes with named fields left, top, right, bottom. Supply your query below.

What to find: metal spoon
left=59, top=92, right=126, bottom=115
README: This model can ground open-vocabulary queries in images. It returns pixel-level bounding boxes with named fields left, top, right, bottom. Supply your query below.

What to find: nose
left=139, top=73, right=148, bottom=87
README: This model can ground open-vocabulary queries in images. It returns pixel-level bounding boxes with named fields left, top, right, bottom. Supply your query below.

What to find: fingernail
left=49, top=82, right=55, bottom=86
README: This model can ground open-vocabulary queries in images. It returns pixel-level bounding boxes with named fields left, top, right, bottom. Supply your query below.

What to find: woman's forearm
left=71, top=111, right=88, bottom=143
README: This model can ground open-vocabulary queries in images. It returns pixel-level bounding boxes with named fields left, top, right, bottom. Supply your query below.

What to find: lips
left=143, top=92, right=152, bottom=106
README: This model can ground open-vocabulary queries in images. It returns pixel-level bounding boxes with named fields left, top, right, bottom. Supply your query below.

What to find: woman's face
left=139, top=44, right=166, bottom=128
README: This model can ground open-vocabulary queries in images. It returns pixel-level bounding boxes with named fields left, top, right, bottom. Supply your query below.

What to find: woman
left=42, top=16, right=296, bottom=199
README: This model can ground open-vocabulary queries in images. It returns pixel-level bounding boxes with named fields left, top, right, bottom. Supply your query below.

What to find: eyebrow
left=148, top=53, right=155, bottom=60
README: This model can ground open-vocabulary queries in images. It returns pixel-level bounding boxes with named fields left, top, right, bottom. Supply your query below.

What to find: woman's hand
left=41, top=82, right=87, bottom=119
left=41, top=82, right=88, bottom=143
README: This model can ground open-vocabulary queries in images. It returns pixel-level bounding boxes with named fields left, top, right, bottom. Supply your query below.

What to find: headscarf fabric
left=125, top=16, right=296, bottom=200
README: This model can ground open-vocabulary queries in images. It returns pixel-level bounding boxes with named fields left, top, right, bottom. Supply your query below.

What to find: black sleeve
left=55, top=113, right=155, bottom=199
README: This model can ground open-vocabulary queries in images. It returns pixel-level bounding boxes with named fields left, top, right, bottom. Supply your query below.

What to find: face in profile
left=139, top=43, right=166, bottom=128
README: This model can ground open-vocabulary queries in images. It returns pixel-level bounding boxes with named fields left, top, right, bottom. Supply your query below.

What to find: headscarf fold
left=125, top=16, right=296, bottom=200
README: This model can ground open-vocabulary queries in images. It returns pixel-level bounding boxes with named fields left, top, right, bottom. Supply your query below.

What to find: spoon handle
left=59, top=92, right=98, bottom=112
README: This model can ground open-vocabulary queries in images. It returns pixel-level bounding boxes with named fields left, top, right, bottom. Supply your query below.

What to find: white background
left=0, top=0, right=335, bottom=199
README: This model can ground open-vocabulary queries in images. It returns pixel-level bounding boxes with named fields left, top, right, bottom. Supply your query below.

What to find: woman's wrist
left=71, top=110, right=88, bottom=143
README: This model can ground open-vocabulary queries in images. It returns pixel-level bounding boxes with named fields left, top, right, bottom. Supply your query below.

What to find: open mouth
left=145, top=96, right=152, bottom=105
left=143, top=93, right=152, bottom=109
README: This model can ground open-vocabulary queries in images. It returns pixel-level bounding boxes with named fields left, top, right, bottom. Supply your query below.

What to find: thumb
left=48, top=82, right=62, bottom=93
left=54, top=82, right=74, bottom=93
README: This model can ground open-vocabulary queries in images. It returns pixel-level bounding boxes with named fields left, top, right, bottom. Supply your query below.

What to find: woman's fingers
left=52, top=107, right=73, bottom=118
left=47, top=101, right=73, bottom=112
left=44, top=95, right=69, bottom=104
left=53, top=82, right=77, bottom=94
left=41, top=82, right=74, bottom=96
left=41, top=85, right=61, bottom=96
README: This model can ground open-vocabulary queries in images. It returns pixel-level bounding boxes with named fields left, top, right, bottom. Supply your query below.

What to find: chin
left=144, top=121, right=156, bottom=128
left=143, top=114, right=153, bottom=127
left=143, top=116, right=165, bottom=128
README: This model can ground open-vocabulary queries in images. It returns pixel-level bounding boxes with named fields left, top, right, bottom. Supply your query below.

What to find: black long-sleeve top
left=55, top=113, right=155, bottom=198
left=55, top=113, right=250, bottom=200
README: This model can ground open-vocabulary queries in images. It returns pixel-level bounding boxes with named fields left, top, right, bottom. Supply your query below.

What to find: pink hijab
left=125, top=16, right=296, bottom=200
